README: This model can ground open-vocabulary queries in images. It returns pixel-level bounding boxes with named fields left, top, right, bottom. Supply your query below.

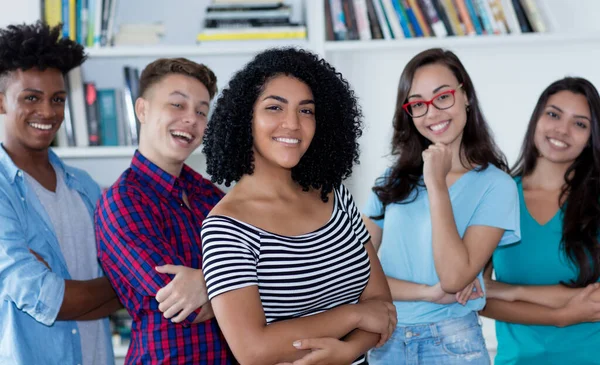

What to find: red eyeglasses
left=403, top=84, right=463, bottom=118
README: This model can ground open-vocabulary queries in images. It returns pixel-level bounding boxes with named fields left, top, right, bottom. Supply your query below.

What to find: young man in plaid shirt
left=95, top=58, right=233, bottom=364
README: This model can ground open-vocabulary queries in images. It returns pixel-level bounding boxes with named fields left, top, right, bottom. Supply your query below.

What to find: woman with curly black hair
left=0, top=22, right=117, bottom=364
left=199, top=48, right=396, bottom=365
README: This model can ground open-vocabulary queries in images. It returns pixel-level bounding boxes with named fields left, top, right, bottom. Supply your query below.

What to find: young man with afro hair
left=0, top=22, right=118, bottom=364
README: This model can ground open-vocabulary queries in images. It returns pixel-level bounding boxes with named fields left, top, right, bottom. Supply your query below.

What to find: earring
left=466, top=104, right=470, bottom=112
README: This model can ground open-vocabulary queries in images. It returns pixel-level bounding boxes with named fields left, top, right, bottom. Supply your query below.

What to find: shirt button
left=72, top=329, right=77, bottom=335
left=406, top=331, right=413, bottom=338
left=17, top=171, right=22, bottom=177
left=21, top=197, right=25, bottom=201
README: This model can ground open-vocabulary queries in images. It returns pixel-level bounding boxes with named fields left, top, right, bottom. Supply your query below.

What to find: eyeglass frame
left=402, top=83, right=464, bottom=118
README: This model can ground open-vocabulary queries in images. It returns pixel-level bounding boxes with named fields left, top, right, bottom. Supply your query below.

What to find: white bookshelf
left=323, top=32, right=600, bottom=52
left=85, top=40, right=311, bottom=58
left=52, top=146, right=204, bottom=159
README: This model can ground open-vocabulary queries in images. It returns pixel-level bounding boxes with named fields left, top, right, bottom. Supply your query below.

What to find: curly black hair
left=203, top=48, right=363, bottom=202
left=0, top=21, right=86, bottom=91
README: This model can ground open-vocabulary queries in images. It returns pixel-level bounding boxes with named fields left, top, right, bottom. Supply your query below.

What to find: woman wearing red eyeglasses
left=362, top=48, right=520, bottom=364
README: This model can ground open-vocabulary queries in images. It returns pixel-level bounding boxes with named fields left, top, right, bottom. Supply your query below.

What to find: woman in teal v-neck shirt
left=481, top=77, right=600, bottom=365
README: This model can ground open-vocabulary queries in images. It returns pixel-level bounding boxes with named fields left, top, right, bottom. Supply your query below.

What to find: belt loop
left=430, top=321, right=439, bottom=338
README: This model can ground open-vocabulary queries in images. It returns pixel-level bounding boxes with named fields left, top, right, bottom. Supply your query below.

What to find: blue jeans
left=369, top=312, right=490, bottom=365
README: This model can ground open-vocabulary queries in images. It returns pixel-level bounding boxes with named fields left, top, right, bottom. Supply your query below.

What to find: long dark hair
left=372, top=48, right=507, bottom=216
left=512, top=77, right=600, bottom=288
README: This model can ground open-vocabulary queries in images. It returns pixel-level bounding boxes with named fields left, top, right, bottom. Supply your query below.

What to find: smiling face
left=406, top=63, right=469, bottom=147
left=534, top=90, right=592, bottom=165
left=136, top=73, right=210, bottom=168
left=0, top=68, right=67, bottom=152
left=251, top=74, right=316, bottom=171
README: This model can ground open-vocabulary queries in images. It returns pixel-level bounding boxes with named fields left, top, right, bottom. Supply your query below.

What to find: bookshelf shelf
left=324, top=33, right=600, bottom=52
left=85, top=41, right=311, bottom=58
left=53, top=146, right=204, bottom=159
left=53, top=146, right=139, bottom=159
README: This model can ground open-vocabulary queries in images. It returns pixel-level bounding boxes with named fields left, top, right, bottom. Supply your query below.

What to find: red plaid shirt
left=95, top=151, right=233, bottom=364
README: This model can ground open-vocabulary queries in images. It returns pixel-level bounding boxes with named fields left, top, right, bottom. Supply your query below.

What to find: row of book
left=197, top=1, right=307, bottom=42
left=55, top=66, right=141, bottom=148
left=42, top=0, right=118, bottom=47
left=325, top=0, right=548, bottom=41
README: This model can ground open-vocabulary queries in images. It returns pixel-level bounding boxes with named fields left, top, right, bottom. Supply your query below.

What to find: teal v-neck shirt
left=492, top=177, right=600, bottom=365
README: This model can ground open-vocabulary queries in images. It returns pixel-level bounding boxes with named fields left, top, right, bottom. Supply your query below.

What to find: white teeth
left=29, top=123, right=53, bottom=130
left=171, top=131, right=193, bottom=141
left=429, top=121, right=449, bottom=132
left=274, top=137, right=300, bottom=144
left=548, top=137, right=568, bottom=148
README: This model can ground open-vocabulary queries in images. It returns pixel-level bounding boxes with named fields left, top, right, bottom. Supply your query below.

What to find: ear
left=134, top=97, right=147, bottom=124
left=0, top=93, right=6, bottom=115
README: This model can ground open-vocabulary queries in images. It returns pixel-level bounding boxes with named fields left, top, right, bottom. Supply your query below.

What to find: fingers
left=171, top=306, right=194, bottom=323
left=292, top=338, right=327, bottom=350
left=473, top=278, right=484, bottom=298
left=377, top=303, right=396, bottom=347
left=155, top=264, right=180, bottom=275
left=157, top=289, right=178, bottom=314
left=456, top=283, right=473, bottom=305
left=155, top=281, right=173, bottom=303
left=162, top=300, right=185, bottom=321
left=579, top=283, right=600, bottom=299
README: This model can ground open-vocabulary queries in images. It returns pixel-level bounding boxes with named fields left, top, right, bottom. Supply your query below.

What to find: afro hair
left=203, top=47, right=363, bottom=202
left=0, top=21, right=86, bottom=91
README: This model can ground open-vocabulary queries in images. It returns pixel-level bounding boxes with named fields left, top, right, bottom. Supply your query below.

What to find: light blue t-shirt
left=492, top=177, right=600, bottom=365
left=364, top=165, right=520, bottom=325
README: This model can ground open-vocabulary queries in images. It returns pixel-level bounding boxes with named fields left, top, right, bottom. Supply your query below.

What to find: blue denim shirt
left=0, top=145, right=114, bottom=365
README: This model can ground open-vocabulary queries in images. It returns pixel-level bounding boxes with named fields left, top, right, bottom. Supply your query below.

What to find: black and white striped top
left=201, top=184, right=371, bottom=364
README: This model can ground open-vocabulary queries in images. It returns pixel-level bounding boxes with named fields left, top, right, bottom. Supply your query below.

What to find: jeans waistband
left=394, top=312, right=481, bottom=341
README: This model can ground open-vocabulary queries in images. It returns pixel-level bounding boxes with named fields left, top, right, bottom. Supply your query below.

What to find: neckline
left=208, top=190, right=339, bottom=239
left=517, top=179, right=561, bottom=227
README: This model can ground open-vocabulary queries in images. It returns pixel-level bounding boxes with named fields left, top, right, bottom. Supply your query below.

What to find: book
left=419, top=0, right=447, bottom=37
left=97, top=89, right=119, bottom=146
left=353, top=0, right=373, bottom=40
left=464, top=0, right=484, bottom=35
left=455, top=0, right=477, bottom=35
left=373, top=0, right=393, bottom=39
left=500, top=0, right=522, bottom=34
left=520, top=0, right=546, bottom=32
left=196, top=25, right=307, bottom=41
left=329, top=0, right=348, bottom=40
left=381, top=0, right=404, bottom=39
left=66, top=67, right=89, bottom=147
left=84, top=83, right=101, bottom=146
left=408, top=0, right=431, bottom=37
left=365, top=0, right=384, bottom=39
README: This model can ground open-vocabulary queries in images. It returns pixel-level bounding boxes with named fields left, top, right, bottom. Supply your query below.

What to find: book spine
left=455, top=0, right=477, bottom=35
left=353, top=0, right=373, bottom=40
left=365, top=0, right=384, bottom=39
left=373, top=0, right=393, bottom=39
left=408, top=0, right=431, bottom=36
left=85, top=83, right=101, bottom=146
left=330, top=0, right=349, bottom=40
left=464, top=0, right=484, bottom=34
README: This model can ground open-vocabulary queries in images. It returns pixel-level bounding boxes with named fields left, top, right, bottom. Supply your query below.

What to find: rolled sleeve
left=0, top=198, right=65, bottom=326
